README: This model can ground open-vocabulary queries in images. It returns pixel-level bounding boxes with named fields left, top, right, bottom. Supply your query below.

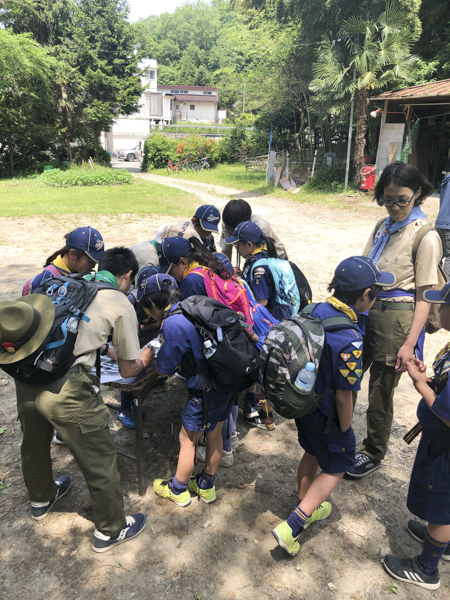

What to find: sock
left=244, top=392, right=256, bottom=415
left=418, top=531, right=450, bottom=575
left=170, top=476, right=188, bottom=495
left=287, top=505, right=311, bottom=537
left=198, top=470, right=216, bottom=490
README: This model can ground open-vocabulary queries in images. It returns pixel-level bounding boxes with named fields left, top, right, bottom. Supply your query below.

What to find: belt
left=67, top=364, right=87, bottom=373
left=372, top=300, right=415, bottom=312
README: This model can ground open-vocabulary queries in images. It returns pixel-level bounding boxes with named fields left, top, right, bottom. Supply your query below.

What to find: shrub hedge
left=41, top=166, right=133, bottom=187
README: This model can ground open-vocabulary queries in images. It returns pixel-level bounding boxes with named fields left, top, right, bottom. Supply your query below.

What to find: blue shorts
left=407, top=427, right=450, bottom=525
left=181, top=390, right=234, bottom=432
left=295, top=409, right=356, bottom=474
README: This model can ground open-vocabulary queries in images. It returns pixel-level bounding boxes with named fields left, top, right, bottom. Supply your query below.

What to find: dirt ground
left=0, top=176, right=449, bottom=600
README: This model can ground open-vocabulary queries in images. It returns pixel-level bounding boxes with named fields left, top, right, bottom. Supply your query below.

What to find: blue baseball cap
left=334, top=256, right=396, bottom=291
left=225, top=221, right=265, bottom=245
left=423, top=281, right=450, bottom=304
left=214, top=252, right=233, bottom=273
left=194, top=205, right=220, bottom=232
left=136, top=266, right=162, bottom=300
left=139, top=274, right=178, bottom=296
left=66, top=227, right=104, bottom=262
left=158, top=237, right=192, bottom=273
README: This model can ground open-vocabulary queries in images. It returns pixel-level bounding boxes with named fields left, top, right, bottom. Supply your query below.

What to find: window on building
left=170, top=90, right=179, bottom=94
left=190, top=105, right=195, bottom=111
left=148, top=70, right=156, bottom=80
left=203, top=91, right=213, bottom=95
left=150, top=93, right=163, bottom=116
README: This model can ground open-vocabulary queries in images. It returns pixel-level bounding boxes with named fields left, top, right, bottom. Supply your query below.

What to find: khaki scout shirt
left=219, top=213, right=287, bottom=258
left=363, top=218, right=443, bottom=302
left=73, top=290, right=141, bottom=369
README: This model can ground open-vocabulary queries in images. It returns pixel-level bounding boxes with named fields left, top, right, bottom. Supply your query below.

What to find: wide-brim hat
left=0, top=295, right=55, bottom=365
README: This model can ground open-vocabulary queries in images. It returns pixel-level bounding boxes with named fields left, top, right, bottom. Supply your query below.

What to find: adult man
left=0, top=247, right=154, bottom=553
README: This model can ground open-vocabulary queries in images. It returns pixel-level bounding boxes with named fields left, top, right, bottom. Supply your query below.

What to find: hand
left=234, top=267, right=242, bottom=277
left=395, top=342, right=415, bottom=372
left=139, top=345, right=155, bottom=368
left=406, top=358, right=429, bottom=383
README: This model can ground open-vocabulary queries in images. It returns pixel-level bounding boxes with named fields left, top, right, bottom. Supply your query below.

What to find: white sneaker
left=53, top=432, right=65, bottom=445
left=230, top=433, right=240, bottom=450
left=197, top=446, right=234, bottom=467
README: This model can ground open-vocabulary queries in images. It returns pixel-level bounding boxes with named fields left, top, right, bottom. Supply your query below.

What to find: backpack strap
left=411, top=224, right=436, bottom=265
left=321, top=315, right=355, bottom=331
left=373, top=217, right=387, bottom=244
left=94, top=282, right=122, bottom=291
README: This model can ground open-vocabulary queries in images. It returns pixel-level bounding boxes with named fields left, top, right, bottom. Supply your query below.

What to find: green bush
left=302, top=166, right=349, bottom=194
left=215, top=126, right=247, bottom=163
left=142, top=134, right=177, bottom=170
left=41, top=165, right=133, bottom=187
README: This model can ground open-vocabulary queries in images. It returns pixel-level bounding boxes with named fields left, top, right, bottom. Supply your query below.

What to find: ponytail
left=44, top=231, right=86, bottom=266
left=264, top=236, right=278, bottom=259
left=177, top=237, right=233, bottom=280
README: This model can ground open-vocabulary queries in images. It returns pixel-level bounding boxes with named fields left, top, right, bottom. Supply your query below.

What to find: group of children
left=14, top=183, right=450, bottom=589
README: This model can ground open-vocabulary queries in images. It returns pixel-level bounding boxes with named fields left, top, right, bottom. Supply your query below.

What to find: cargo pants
left=15, top=366, right=127, bottom=537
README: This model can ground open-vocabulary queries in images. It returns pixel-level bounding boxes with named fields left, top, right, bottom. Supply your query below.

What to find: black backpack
left=1, top=274, right=118, bottom=385
left=289, top=261, right=312, bottom=311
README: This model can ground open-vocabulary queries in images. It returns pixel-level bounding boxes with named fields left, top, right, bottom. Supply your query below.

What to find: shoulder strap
left=372, top=217, right=387, bottom=244
left=94, top=282, right=121, bottom=291
left=412, top=224, right=435, bottom=263
left=250, top=258, right=268, bottom=276
left=321, top=315, right=355, bottom=331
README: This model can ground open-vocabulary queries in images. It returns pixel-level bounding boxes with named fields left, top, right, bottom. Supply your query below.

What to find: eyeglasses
left=379, top=190, right=417, bottom=208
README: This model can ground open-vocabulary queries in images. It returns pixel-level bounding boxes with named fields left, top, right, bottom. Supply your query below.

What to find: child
left=382, top=281, right=450, bottom=591
left=272, top=256, right=395, bottom=556
left=141, top=273, right=234, bottom=506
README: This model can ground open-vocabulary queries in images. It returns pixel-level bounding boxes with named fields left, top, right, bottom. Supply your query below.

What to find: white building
left=101, top=59, right=220, bottom=154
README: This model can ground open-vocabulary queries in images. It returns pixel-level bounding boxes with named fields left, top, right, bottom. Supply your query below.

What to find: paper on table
left=90, top=355, right=123, bottom=384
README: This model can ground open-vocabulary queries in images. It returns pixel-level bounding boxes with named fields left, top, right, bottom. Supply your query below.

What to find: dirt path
left=0, top=180, right=449, bottom=600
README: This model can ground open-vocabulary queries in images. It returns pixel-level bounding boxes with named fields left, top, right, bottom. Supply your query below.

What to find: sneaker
left=346, top=452, right=381, bottom=478
left=230, top=432, right=240, bottom=450
left=244, top=411, right=274, bottom=430
left=31, top=475, right=71, bottom=521
left=198, top=433, right=207, bottom=446
left=91, top=513, right=147, bottom=553
left=153, top=478, right=191, bottom=507
left=407, top=520, right=450, bottom=561
left=117, top=411, right=136, bottom=429
left=188, top=475, right=216, bottom=504
left=304, top=501, right=332, bottom=529
left=53, top=432, right=65, bottom=445
left=272, top=521, right=300, bottom=556
left=197, top=446, right=234, bottom=467
left=383, top=555, right=440, bottom=591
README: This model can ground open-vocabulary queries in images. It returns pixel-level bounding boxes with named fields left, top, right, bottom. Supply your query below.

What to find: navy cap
left=136, top=266, right=162, bottom=300
left=66, top=227, right=104, bottom=262
left=139, top=274, right=178, bottom=297
left=158, top=237, right=192, bottom=273
left=194, top=205, right=220, bottom=233
left=214, top=252, right=233, bottom=273
left=334, top=256, right=396, bottom=291
left=423, top=281, right=450, bottom=304
left=225, top=221, right=265, bottom=245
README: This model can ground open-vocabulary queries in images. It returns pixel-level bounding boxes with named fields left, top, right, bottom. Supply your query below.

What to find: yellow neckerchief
left=53, top=254, right=72, bottom=275
left=434, top=342, right=450, bottom=367
left=244, top=244, right=267, bottom=266
left=326, top=296, right=358, bottom=323
left=163, top=303, right=175, bottom=320
left=183, top=260, right=203, bottom=278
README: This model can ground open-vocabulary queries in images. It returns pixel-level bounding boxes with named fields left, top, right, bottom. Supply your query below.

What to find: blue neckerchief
left=368, top=206, right=426, bottom=264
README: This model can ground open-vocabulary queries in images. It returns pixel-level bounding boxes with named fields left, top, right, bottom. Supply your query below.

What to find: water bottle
left=294, top=362, right=316, bottom=393
left=204, top=340, right=217, bottom=359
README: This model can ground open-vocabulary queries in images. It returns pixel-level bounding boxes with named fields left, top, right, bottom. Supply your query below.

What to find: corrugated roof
left=372, top=79, right=450, bottom=101
left=172, top=95, right=218, bottom=104
left=158, top=85, right=218, bottom=92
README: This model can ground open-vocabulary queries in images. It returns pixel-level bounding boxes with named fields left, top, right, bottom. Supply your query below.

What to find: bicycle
left=166, top=159, right=181, bottom=175
left=194, top=157, right=211, bottom=172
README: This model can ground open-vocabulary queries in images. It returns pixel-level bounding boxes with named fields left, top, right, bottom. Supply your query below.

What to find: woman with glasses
left=347, top=162, right=443, bottom=479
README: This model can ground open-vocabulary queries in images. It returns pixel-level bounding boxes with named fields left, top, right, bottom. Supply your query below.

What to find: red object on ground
left=361, top=165, right=376, bottom=191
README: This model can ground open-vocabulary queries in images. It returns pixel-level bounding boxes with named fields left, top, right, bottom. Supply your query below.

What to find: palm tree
left=309, top=2, right=417, bottom=185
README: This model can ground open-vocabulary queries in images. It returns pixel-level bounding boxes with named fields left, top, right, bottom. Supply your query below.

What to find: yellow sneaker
left=272, top=521, right=300, bottom=556
left=304, top=501, right=332, bottom=528
left=153, top=479, right=191, bottom=507
left=188, top=475, right=216, bottom=504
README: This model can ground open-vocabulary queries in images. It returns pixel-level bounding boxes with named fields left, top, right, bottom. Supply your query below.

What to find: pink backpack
left=189, top=267, right=255, bottom=334
left=22, top=264, right=61, bottom=296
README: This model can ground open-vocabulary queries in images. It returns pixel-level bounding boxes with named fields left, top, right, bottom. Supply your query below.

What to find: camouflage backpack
left=259, top=304, right=354, bottom=421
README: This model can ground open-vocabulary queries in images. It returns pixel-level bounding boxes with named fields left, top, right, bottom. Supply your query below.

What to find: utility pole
left=243, top=82, right=246, bottom=114
left=344, top=68, right=357, bottom=191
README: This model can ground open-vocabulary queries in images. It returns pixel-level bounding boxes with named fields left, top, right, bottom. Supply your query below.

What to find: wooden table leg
left=134, top=392, right=145, bottom=496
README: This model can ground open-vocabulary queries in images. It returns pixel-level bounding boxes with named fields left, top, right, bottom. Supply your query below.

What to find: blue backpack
left=251, top=258, right=300, bottom=319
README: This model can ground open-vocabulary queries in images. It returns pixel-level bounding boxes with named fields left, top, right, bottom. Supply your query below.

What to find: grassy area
left=0, top=176, right=199, bottom=217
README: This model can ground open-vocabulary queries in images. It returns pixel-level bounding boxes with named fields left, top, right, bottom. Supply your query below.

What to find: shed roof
left=371, top=79, right=450, bottom=102
left=172, top=94, right=219, bottom=104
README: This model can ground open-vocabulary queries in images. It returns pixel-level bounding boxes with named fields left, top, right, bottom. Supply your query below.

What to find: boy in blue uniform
left=272, top=256, right=395, bottom=556
left=382, top=281, right=450, bottom=591
left=141, top=274, right=234, bottom=506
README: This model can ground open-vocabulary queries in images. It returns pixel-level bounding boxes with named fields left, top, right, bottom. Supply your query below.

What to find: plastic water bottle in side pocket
left=294, top=362, right=316, bottom=393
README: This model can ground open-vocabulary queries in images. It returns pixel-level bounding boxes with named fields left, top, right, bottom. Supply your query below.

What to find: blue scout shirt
left=435, top=174, right=450, bottom=230
left=417, top=343, right=450, bottom=431
left=311, top=302, right=363, bottom=418
left=179, top=270, right=207, bottom=298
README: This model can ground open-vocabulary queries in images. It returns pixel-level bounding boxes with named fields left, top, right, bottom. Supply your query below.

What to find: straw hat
left=0, top=296, right=55, bottom=365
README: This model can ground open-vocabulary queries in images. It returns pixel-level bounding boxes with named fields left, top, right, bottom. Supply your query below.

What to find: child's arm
left=335, top=389, right=353, bottom=432
left=407, top=359, right=450, bottom=427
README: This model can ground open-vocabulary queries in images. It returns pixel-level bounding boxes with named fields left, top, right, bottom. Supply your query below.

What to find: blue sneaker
left=117, top=412, right=136, bottom=429
left=31, top=475, right=71, bottom=521
left=91, top=513, right=147, bottom=553
left=53, top=431, right=65, bottom=445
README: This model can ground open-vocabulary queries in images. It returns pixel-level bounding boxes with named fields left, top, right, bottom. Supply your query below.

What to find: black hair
left=374, top=162, right=433, bottom=206
left=142, top=283, right=183, bottom=311
left=223, top=199, right=252, bottom=230
left=175, top=237, right=233, bottom=279
left=327, top=278, right=381, bottom=305
left=98, top=247, right=139, bottom=280
left=263, top=236, right=279, bottom=259
left=44, top=232, right=86, bottom=266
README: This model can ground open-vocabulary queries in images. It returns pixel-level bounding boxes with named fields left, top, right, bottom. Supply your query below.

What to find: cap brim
left=85, top=249, right=103, bottom=263
left=423, top=289, right=448, bottom=303
left=225, top=235, right=239, bottom=245
left=158, top=263, right=172, bottom=275
left=200, top=220, right=218, bottom=233
left=375, top=272, right=397, bottom=287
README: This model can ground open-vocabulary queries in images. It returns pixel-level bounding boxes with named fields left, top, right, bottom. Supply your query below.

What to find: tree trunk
left=64, top=132, right=73, bottom=164
left=292, top=106, right=306, bottom=166
left=8, top=138, right=15, bottom=177
left=353, top=86, right=369, bottom=187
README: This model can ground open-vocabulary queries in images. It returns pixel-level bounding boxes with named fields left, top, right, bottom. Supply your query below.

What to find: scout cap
left=158, top=237, right=192, bottom=273
left=66, top=226, right=104, bottom=262
left=0, top=296, right=55, bottom=364
left=335, top=256, right=396, bottom=291
left=136, top=265, right=162, bottom=301
left=225, top=221, right=265, bottom=245
left=214, top=252, right=233, bottom=273
left=423, top=281, right=450, bottom=304
left=141, top=274, right=178, bottom=296
left=194, top=205, right=220, bottom=232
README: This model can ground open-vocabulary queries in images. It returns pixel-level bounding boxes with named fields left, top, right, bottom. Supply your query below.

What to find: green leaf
left=390, top=584, right=398, bottom=594
left=0, top=427, right=6, bottom=434
left=115, top=560, right=122, bottom=567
